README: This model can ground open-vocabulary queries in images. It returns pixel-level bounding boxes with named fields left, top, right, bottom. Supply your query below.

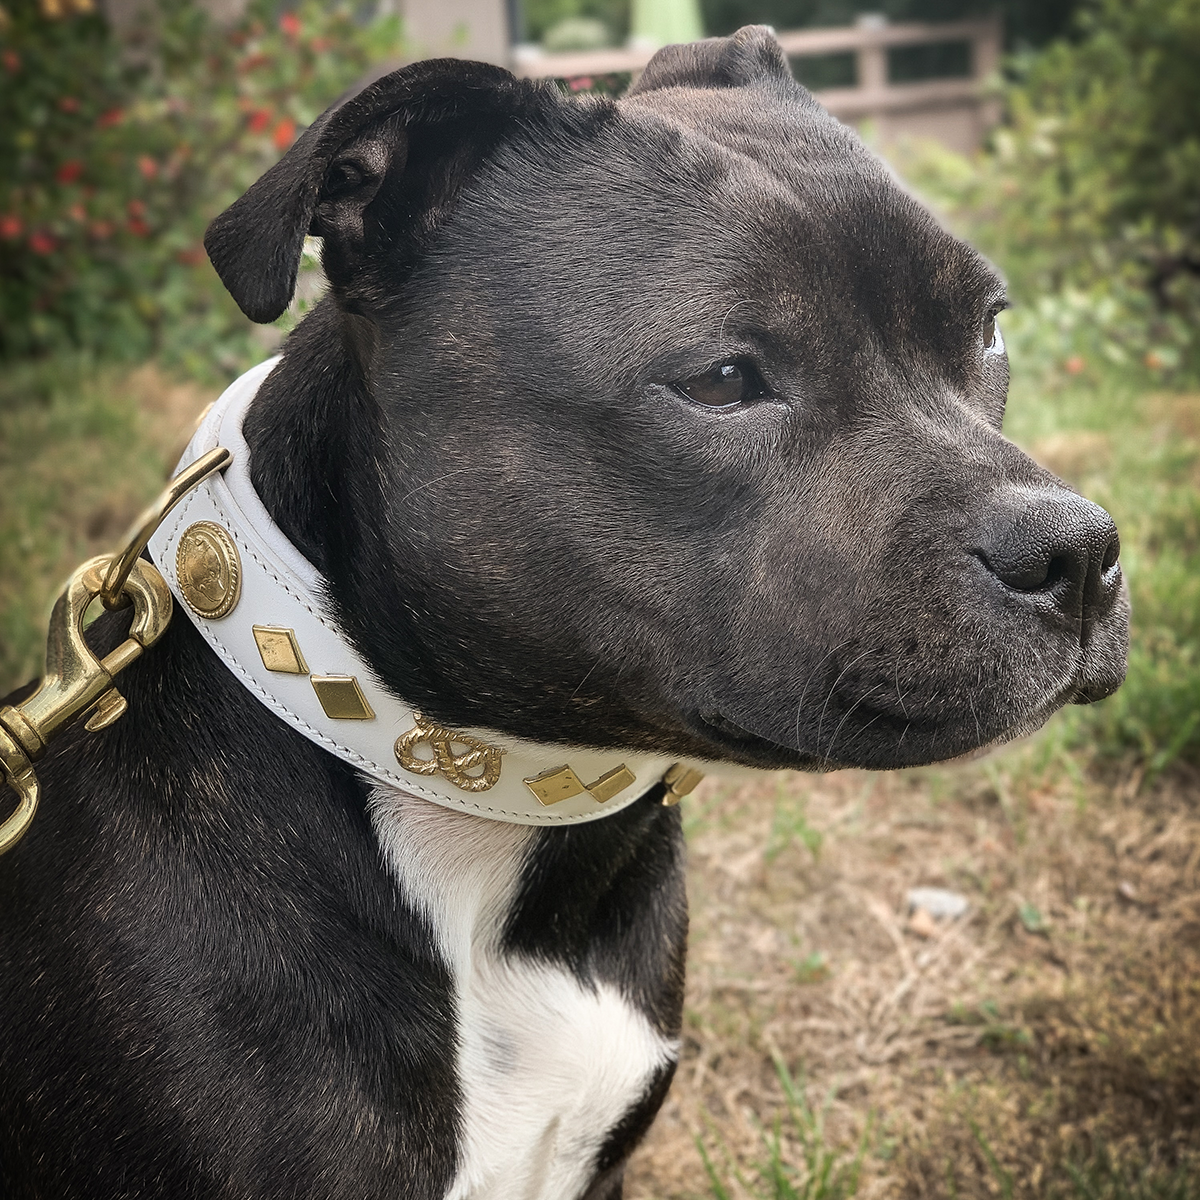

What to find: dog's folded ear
left=628, top=25, right=792, bottom=96
left=205, top=60, right=530, bottom=324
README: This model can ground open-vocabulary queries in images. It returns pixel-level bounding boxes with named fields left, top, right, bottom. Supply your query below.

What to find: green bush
left=0, top=0, right=400, bottom=372
left=898, top=0, right=1200, bottom=376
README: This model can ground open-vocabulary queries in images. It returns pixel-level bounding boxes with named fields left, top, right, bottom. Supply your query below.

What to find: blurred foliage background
left=0, top=0, right=398, bottom=371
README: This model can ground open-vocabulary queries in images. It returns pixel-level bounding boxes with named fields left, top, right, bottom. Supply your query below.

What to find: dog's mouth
left=693, top=709, right=846, bottom=771
left=694, top=679, right=1084, bottom=773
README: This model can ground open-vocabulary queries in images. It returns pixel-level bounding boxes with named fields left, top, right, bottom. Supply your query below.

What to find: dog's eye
left=675, top=361, right=767, bottom=408
left=983, top=309, right=1005, bottom=355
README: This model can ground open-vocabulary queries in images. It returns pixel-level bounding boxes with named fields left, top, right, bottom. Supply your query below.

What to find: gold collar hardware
left=662, top=763, right=705, bottom=806
left=395, top=713, right=504, bottom=793
left=0, top=448, right=231, bottom=855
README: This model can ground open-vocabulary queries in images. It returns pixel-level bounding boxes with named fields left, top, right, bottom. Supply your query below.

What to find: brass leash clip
left=0, top=447, right=230, bottom=855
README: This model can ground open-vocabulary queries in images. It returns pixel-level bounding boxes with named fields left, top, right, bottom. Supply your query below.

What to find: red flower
left=279, top=11, right=301, bottom=37
left=2, top=50, right=19, bottom=74
left=568, top=76, right=594, bottom=91
left=127, top=216, right=150, bottom=237
left=90, top=220, right=115, bottom=239
left=272, top=117, right=296, bottom=151
left=0, top=214, right=22, bottom=240
left=97, top=107, right=124, bottom=129
left=68, top=202, right=86, bottom=221
left=137, top=155, right=158, bottom=180
left=29, top=231, right=56, bottom=255
left=127, top=198, right=146, bottom=218
left=248, top=108, right=272, bottom=133
left=1065, top=355, right=1085, bottom=375
left=56, top=160, right=84, bottom=185
left=58, top=96, right=80, bottom=113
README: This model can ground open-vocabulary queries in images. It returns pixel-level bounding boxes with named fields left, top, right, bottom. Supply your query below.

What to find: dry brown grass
left=626, top=749, right=1200, bottom=1198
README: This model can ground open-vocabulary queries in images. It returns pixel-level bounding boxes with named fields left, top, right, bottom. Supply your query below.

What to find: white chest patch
left=369, top=784, right=678, bottom=1200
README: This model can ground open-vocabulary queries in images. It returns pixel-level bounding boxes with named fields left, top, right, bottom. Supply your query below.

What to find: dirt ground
left=624, top=750, right=1200, bottom=1198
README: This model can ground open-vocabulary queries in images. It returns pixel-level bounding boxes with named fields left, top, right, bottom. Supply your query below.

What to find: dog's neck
left=242, top=302, right=376, bottom=580
left=147, top=342, right=703, bottom=826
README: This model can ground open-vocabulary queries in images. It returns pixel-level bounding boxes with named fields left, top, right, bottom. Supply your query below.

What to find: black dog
left=0, top=28, right=1128, bottom=1199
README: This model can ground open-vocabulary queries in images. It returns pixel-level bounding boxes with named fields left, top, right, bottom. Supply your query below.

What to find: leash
left=0, top=362, right=705, bottom=853
left=0, top=448, right=230, bottom=854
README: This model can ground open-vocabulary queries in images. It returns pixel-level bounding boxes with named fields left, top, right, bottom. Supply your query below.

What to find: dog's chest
left=369, top=787, right=676, bottom=1200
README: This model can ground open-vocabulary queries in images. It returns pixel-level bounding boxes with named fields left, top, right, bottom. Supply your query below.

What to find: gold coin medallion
left=176, top=521, right=241, bottom=619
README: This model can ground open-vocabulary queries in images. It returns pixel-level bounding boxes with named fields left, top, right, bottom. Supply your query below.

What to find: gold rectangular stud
left=310, top=675, right=375, bottom=720
left=253, top=626, right=308, bottom=674
left=524, top=765, right=588, bottom=806
left=663, top=763, right=705, bottom=805
left=586, top=764, right=636, bottom=803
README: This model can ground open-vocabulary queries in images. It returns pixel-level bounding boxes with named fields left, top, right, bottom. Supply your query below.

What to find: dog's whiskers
left=570, top=660, right=601, bottom=701
left=717, top=299, right=750, bottom=352
left=792, top=639, right=852, bottom=750
left=893, top=661, right=908, bottom=720
left=398, top=465, right=484, bottom=505
left=814, top=647, right=873, bottom=757
left=824, top=692, right=868, bottom=762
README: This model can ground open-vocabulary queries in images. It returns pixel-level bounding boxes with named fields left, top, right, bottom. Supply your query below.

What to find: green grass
left=0, top=356, right=211, bottom=695
left=699, top=1057, right=871, bottom=1200
left=997, top=332, right=1200, bottom=776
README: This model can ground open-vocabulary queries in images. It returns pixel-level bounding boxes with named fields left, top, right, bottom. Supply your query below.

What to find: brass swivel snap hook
left=0, top=446, right=230, bottom=855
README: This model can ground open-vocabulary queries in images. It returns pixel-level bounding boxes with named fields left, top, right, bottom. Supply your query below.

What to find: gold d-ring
left=0, top=730, right=39, bottom=855
left=100, top=446, right=231, bottom=610
left=1, top=446, right=229, bottom=854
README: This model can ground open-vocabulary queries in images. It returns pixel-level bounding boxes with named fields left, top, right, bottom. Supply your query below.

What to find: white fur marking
left=369, top=784, right=677, bottom=1200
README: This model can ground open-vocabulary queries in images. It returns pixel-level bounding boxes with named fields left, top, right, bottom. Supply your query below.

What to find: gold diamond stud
left=252, top=626, right=308, bottom=674
left=524, top=765, right=588, bottom=806
left=310, top=675, right=375, bottom=720
left=523, top=762, right=638, bottom=805
left=586, top=764, right=636, bottom=803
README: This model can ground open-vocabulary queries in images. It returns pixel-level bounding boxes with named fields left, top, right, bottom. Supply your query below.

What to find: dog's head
left=206, top=28, right=1129, bottom=772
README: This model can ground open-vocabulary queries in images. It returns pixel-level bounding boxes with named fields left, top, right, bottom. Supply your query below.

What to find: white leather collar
left=147, top=358, right=702, bottom=825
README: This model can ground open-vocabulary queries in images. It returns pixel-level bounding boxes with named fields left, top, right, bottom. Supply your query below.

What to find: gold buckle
left=0, top=448, right=230, bottom=855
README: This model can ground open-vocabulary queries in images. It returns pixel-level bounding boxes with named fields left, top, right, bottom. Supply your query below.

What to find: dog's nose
left=976, top=490, right=1122, bottom=622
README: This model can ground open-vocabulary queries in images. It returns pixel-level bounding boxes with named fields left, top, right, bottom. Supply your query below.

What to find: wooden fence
left=513, top=15, right=1003, bottom=152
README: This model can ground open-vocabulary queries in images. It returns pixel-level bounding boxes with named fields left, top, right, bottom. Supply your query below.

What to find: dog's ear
left=205, top=60, right=528, bottom=323
left=628, top=24, right=791, bottom=96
